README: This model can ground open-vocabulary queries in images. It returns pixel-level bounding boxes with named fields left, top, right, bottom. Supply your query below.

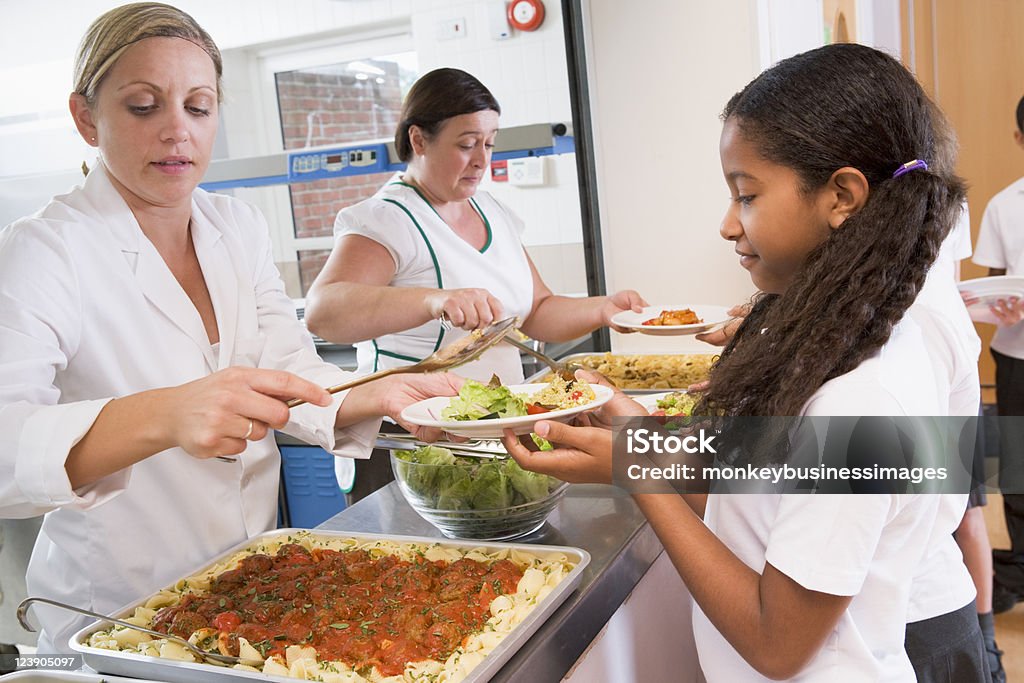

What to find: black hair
left=394, top=68, right=500, bottom=162
left=699, top=43, right=966, bottom=424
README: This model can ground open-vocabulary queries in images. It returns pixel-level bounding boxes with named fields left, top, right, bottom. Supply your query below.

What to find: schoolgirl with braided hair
left=701, top=44, right=964, bottom=419
left=503, top=43, right=986, bottom=681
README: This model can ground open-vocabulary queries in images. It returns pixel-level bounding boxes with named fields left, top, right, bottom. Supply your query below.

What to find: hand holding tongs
left=18, top=596, right=265, bottom=668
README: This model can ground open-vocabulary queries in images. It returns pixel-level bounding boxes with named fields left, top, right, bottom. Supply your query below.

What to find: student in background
left=973, top=95, right=1024, bottom=626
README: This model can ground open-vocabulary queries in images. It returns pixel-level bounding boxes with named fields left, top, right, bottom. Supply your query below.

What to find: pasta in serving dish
left=86, top=531, right=576, bottom=683
left=539, top=353, right=717, bottom=390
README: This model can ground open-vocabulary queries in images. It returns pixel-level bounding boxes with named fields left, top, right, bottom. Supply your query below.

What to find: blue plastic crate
left=279, top=445, right=347, bottom=528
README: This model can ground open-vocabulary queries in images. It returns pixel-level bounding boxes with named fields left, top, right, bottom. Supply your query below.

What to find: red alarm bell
left=508, top=0, right=545, bottom=32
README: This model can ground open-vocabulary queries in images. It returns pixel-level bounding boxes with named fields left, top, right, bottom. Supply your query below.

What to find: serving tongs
left=287, top=316, right=520, bottom=408
left=502, top=334, right=586, bottom=382
left=376, top=432, right=507, bottom=459
left=17, top=596, right=265, bottom=668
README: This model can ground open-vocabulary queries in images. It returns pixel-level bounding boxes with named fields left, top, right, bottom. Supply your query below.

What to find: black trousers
left=992, top=349, right=1024, bottom=590
left=905, top=600, right=989, bottom=683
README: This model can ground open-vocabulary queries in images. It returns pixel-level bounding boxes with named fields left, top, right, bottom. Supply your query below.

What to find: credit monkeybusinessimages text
left=626, top=462, right=948, bottom=484
left=624, top=428, right=948, bottom=485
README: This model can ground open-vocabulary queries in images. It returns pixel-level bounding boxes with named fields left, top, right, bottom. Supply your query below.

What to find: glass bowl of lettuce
left=390, top=445, right=568, bottom=541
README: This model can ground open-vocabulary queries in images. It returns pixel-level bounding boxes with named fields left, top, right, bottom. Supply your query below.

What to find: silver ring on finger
left=243, top=418, right=254, bottom=440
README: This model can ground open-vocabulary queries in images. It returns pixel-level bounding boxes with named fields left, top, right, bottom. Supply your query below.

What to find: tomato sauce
left=151, top=544, right=523, bottom=677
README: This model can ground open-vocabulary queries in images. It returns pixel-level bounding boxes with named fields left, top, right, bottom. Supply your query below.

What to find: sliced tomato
left=526, top=403, right=551, bottom=415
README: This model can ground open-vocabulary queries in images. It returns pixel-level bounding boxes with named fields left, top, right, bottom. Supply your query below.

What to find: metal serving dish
left=526, top=351, right=716, bottom=394
left=0, top=672, right=151, bottom=682
left=70, top=529, right=590, bottom=683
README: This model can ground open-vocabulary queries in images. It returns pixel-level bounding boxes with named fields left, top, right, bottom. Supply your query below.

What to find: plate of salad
left=401, top=375, right=614, bottom=438
left=634, top=391, right=699, bottom=416
left=634, top=391, right=704, bottom=429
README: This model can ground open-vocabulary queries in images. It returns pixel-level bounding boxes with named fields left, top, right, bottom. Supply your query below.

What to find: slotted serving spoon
left=502, top=335, right=585, bottom=382
left=286, top=316, right=520, bottom=408
left=17, top=596, right=265, bottom=668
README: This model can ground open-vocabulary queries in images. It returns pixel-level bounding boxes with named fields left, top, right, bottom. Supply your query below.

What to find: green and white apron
left=335, top=175, right=534, bottom=385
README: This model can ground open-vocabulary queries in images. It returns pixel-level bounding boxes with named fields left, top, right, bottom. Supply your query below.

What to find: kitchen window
left=250, top=29, right=417, bottom=297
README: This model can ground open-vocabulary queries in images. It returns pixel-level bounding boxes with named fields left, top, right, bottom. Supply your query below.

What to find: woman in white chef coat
left=0, top=2, right=459, bottom=653
left=304, top=68, right=645, bottom=497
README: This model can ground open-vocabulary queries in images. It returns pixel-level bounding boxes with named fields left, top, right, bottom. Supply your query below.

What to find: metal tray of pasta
left=69, top=528, right=590, bottom=683
left=526, top=351, right=717, bottom=394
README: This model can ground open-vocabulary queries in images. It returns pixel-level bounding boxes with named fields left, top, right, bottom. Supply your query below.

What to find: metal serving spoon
left=502, top=335, right=572, bottom=382
left=502, top=335, right=586, bottom=382
left=17, top=596, right=265, bottom=668
left=286, top=316, right=520, bottom=408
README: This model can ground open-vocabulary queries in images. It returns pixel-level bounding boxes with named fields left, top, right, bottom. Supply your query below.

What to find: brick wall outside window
left=276, top=60, right=408, bottom=294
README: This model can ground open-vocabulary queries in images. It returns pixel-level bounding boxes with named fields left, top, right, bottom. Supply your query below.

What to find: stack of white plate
left=957, top=276, right=1024, bottom=324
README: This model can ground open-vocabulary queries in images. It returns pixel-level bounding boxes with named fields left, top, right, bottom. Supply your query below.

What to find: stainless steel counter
left=316, top=482, right=661, bottom=682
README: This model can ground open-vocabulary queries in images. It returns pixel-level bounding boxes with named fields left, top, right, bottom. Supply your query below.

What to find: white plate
left=957, top=276, right=1024, bottom=324
left=611, top=305, right=731, bottom=336
left=633, top=392, right=672, bottom=413
left=401, top=383, right=615, bottom=438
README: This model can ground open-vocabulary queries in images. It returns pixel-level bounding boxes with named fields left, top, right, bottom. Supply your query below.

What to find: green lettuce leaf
left=440, top=378, right=528, bottom=421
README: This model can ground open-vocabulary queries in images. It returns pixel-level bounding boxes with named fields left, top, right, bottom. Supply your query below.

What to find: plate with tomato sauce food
left=611, top=304, right=731, bottom=336
left=72, top=529, right=589, bottom=683
left=401, top=376, right=614, bottom=439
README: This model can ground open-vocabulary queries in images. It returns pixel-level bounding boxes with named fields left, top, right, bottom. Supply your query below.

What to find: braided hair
left=699, top=44, right=966, bottom=420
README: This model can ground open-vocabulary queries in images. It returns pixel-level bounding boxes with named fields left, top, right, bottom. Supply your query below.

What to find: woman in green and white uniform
left=306, top=68, right=645, bottom=498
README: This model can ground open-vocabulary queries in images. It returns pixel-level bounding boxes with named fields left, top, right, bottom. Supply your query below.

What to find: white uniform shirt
left=0, top=164, right=379, bottom=651
left=905, top=203, right=979, bottom=623
left=334, top=175, right=534, bottom=384
left=974, top=176, right=1024, bottom=358
left=693, top=313, right=959, bottom=682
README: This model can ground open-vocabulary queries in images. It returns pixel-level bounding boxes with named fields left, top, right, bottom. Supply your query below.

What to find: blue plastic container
left=278, top=445, right=347, bottom=528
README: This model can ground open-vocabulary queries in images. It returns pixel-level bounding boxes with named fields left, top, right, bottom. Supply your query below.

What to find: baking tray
left=0, top=671, right=151, bottom=682
left=69, top=529, right=590, bottom=683
left=526, top=351, right=716, bottom=394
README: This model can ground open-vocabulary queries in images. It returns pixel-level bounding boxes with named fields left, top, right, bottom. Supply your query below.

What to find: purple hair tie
left=892, top=159, right=929, bottom=179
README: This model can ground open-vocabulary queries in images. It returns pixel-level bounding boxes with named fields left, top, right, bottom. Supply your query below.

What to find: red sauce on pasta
left=151, top=544, right=523, bottom=677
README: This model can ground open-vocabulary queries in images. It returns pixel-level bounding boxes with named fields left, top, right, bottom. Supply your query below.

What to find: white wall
left=583, top=0, right=762, bottom=352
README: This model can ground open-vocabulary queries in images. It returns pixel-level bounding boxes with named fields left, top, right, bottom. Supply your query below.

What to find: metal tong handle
left=376, top=434, right=506, bottom=459
left=17, top=597, right=264, bottom=668
left=287, top=317, right=520, bottom=408
left=286, top=366, right=402, bottom=409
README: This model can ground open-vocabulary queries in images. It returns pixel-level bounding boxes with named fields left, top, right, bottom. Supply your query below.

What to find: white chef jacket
left=694, top=311, right=960, bottom=682
left=974, top=176, right=1024, bottom=359
left=334, top=175, right=534, bottom=384
left=0, top=163, right=379, bottom=652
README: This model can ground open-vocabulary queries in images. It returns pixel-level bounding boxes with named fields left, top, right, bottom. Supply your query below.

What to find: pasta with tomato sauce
left=87, top=532, right=574, bottom=682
